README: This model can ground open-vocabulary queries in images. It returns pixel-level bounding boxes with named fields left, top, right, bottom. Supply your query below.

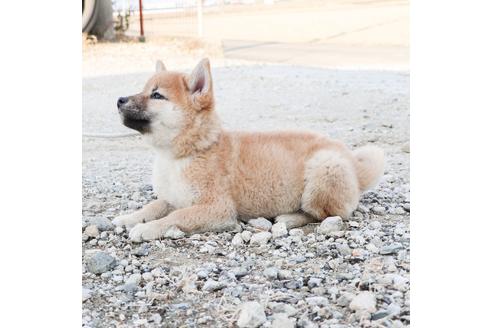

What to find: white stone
left=84, top=225, right=99, bottom=238
left=126, top=273, right=142, bottom=285
left=241, top=230, right=252, bottom=242
left=248, top=217, right=272, bottom=231
left=263, top=267, right=278, bottom=279
left=366, top=243, right=379, bottom=253
left=268, top=302, right=298, bottom=317
left=250, top=231, right=272, bottom=246
left=271, top=313, right=294, bottom=328
left=317, top=216, right=343, bottom=234
left=306, top=296, right=329, bottom=307
left=232, top=233, right=244, bottom=247
left=372, top=206, right=386, bottom=215
left=271, top=222, right=288, bottom=239
left=349, top=291, right=377, bottom=313
left=237, top=301, right=266, bottom=328
left=142, top=272, right=153, bottom=281
left=202, top=279, right=226, bottom=292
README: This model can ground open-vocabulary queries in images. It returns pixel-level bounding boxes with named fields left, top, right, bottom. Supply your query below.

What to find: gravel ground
left=83, top=42, right=409, bottom=328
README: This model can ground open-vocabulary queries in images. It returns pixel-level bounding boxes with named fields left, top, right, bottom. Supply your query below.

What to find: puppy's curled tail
left=353, top=145, right=385, bottom=192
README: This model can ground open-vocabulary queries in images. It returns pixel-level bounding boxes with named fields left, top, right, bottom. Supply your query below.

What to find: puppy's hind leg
left=275, top=212, right=317, bottom=230
left=301, top=150, right=360, bottom=220
left=112, top=199, right=172, bottom=228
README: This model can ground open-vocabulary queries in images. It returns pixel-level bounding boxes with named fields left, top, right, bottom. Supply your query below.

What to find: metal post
left=197, top=0, right=203, bottom=38
left=138, top=0, right=145, bottom=41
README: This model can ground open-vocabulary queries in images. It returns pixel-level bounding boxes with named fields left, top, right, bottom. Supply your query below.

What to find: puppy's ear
left=186, top=58, right=214, bottom=111
left=155, top=60, right=166, bottom=72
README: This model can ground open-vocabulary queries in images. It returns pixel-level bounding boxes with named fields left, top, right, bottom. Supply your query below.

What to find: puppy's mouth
left=118, top=108, right=152, bottom=133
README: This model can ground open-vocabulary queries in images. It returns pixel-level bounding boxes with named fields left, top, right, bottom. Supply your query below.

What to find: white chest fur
left=152, top=150, right=197, bottom=209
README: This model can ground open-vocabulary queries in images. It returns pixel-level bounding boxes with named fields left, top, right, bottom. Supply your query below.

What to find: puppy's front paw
left=112, top=214, right=141, bottom=229
left=129, top=222, right=164, bottom=243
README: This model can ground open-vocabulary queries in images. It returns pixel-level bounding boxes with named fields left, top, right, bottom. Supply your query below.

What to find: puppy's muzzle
left=117, top=97, right=152, bottom=133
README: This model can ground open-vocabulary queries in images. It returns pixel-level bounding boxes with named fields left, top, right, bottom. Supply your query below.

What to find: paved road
left=222, top=39, right=407, bottom=70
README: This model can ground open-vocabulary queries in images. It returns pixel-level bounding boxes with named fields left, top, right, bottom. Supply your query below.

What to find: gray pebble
left=86, top=251, right=116, bottom=274
left=237, top=301, right=266, bottom=328
left=263, top=267, right=278, bottom=279
left=88, top=217, right=114, bottom=231
left=317, top=216, right=343, bottom=234
left=380, top=242, right=404, bottom=255
left=202, top=279, right=226, bottom=292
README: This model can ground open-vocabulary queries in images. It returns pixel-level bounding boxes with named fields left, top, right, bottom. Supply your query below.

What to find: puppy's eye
left=150, top=91, right=167, bottom=100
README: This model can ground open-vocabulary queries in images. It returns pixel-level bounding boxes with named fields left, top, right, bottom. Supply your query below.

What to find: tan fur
left=113, top=59, right=385, bottom=242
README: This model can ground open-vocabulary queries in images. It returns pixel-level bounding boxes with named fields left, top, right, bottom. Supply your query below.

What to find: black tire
left=82, top=0, right=99, bottom=33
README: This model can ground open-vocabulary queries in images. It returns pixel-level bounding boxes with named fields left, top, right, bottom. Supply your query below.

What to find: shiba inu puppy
left=113, top=59, right=385, bottom=242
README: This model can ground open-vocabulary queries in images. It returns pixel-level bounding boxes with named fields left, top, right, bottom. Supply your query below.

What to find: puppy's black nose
left=117, top=97, right=129, bottom=108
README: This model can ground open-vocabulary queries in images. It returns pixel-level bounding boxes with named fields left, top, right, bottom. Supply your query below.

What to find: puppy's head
left=117, top=59, right=215, bottom=147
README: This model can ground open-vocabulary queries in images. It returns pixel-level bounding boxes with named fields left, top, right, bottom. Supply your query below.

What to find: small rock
left=86, top=251, right=116, bottom=274
left=231, top=266, right=249, bottom=278
left=380, top=242, right=404, bottom=255
left=297, top=316, right=318, bottom=328
left=241, top=230, right=252, bottom=242
left=371, top=310, right=390, bottom=321
left=132, top=244, right=150, bottom=257
left=271, top=313, right=294, bottom=328
left=285, top=278, right=303, bottom=289
left=120, top=282, right=138, bottom=293
left=369, top=220, right=382, bottom=230
left=349, top=292, right=377, bottom=313
left=317, top=216, right=343, bottom=234
left=248, top=217, right=272, bottom=231
left=366, top=243, right=379, bottom=253
left=142, top=272, right=153, bottom=281
left=372, top=206, right=386, bottom=215
left=202, top=279, right=226, bottom=292
left=307, top=277, right=322, bottom=288
left=232, top=233, right=244, bottom=246
left=387, top=302, right=401, bottom=317
left=196, top=270, right=209, bottom=279
left=84, top=225, right=99, bottom=238
left=278, top=270, right=292, bottom=280
left=250, top=231, right=272, bottom=246
left=263, top=267, right=278, bottom=279
left=268, top=302, right=298, bottom=317
left=336, top=243, right=352, bottom=256
left=337, top=292, right=354, bottom=306
left=237, top=301, right=266, bottom=328
left=173, top=303, right=190, bottom=310
left=306, top=296, right=329, bottom=307
left=163, top=226, right=185, bottom=239
left=291, top=255, right=306, bottom=263
left=348, top=220, right=360, bottom=228
left=126, top=273, right=142, bottom=285
left=271, top=222, right=288, bottom=239
left=88, top=217, right=114, bottom=231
